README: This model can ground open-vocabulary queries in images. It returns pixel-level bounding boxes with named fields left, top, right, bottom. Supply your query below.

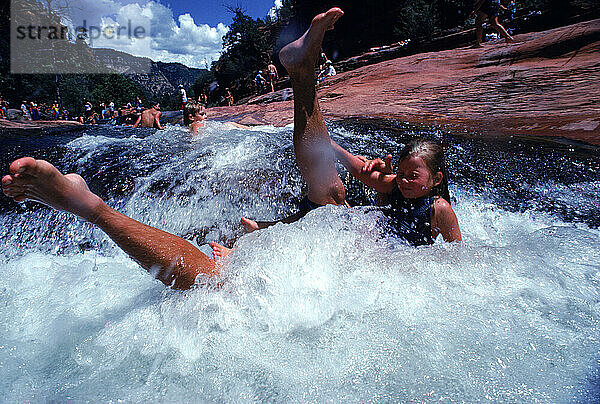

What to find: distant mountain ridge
left=91, top=48, right=207, bottom=100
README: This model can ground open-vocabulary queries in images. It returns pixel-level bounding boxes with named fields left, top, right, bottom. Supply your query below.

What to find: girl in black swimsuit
left=372, top=139, right=457, bottom=246
left=232, top=138, right=461, bottom=247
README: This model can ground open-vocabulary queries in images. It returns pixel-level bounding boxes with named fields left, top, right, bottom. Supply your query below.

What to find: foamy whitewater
left=0, top=121, right=598, bottom=402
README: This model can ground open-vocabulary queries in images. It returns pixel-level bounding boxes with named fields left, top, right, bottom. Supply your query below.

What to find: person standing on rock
left=199, top=93, right=208, bottom=105
left=267, top=61, right=279, bottom=92
left=0, top=97, right=8, bottom=119
left=179, top=84, right=187, bottom=110
left=225, top=89, right=234, bottom=106
left=20, top=101, right=31, bottom=120
left=471, top=0, right=514, bottom=47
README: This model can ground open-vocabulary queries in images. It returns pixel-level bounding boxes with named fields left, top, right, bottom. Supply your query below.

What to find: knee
left=328, top=180, right=346, bottom=205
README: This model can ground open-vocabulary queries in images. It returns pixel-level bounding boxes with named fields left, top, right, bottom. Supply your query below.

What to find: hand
left=361, top=154, right=394, bottom=174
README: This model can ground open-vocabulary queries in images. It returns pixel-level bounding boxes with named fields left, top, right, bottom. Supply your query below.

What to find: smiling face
left=396, top=155, right=442, bottom=199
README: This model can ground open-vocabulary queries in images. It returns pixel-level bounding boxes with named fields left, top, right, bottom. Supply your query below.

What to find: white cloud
left=268, top=0, right=283, bottom=20
left=51, top=0, right=229, bottom=68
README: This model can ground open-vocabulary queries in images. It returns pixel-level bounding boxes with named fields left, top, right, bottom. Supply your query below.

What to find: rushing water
left=0, top=120, right=599, bottom=402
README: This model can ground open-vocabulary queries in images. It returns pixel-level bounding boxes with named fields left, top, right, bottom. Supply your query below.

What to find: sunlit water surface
left=0, top=121, right=599, bottom=402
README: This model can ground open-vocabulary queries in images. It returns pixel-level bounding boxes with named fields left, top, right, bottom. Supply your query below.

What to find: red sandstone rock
left=208, top=19, right=600, bottom=145
left=0, top=119, right=82, bottom=130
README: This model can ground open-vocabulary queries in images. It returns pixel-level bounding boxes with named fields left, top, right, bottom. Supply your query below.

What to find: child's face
left=396, top=155, right=442, bottom=199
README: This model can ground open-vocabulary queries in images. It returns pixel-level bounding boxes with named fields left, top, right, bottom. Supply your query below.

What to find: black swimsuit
left=297, top=196, right=324, bottom=216
left=382, top=188, right=434, bottom=246
left=295, top=192, right=434, bottom=246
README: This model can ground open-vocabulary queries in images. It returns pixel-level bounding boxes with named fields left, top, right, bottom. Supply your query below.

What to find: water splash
left=0, top=120, right=598, bottom=402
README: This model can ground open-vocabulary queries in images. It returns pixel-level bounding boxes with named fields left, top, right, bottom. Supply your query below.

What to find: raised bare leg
left=279, top=7, right=346, bottom=206
left=489, top=16, right=514, bottom=42
left=2, top=158, right=216, bottom=290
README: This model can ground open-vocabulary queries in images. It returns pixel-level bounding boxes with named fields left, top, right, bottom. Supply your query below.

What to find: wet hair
left=397, top=138, right=451, bottom=203
left=184, top=101, right=205, bottom=126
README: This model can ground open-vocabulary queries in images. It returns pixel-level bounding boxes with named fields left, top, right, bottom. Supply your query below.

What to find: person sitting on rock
left=471, top=0, right=514, bottom=47
left=133, top=102, right=164, bottom=129
left=317, top=60, right=336, bottom=83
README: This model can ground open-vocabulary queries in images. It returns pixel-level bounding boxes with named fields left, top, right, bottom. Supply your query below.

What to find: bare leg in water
left=2, top=158, right=217, bottom=290
left=211, top=7, right=347, bottom=260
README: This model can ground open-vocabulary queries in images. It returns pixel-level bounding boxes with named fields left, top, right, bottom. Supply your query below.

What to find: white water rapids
left=0, top=121, right=598, bottom=402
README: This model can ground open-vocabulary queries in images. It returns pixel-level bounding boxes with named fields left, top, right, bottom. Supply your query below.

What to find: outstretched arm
left=330, top=140, right=397, bottom=193
left=239, top=210, right=309, bottom=234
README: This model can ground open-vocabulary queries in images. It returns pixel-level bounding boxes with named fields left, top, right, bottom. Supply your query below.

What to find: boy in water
left=2, top=8, right=350, bottom=290
left=133, top=102, right=164, bottom=129
left=184, top=101, right=207, bottom=134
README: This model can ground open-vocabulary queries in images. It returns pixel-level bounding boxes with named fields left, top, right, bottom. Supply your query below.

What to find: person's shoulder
left=433, top=197, right=452, bottom=212
left=432, top=197, right=457, bottom=222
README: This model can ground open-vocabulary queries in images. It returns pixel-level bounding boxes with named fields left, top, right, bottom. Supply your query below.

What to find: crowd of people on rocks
left=0, top=93, right=187, bottom=128
left=0, top=96, right=77, bottom=122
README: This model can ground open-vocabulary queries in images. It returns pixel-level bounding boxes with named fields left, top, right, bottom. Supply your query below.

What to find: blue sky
left=164, top=0, right=280, bottom=26
left=48, top=0, right=282, bottom=69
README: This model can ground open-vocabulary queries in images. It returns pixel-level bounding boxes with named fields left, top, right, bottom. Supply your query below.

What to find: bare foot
left=2, top=157, right=103, bottom=221
left=241, top=217, right=259, bottom=233
left=210, top=241, right=233, bottom=261
left=279, top=7, right=344, bottom=75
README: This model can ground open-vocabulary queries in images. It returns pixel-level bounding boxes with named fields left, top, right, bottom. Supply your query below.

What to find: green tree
left=394, top=0, right=441, bottom=41
left=213, top=8, right=271, bottom=99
